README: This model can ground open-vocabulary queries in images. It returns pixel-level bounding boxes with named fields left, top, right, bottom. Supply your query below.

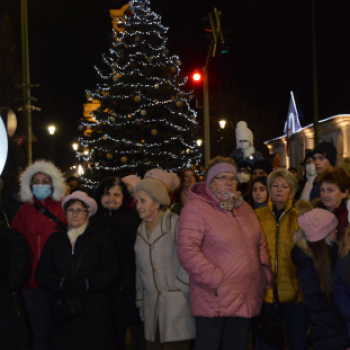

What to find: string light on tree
left=77, top=0, right=201, bottom=184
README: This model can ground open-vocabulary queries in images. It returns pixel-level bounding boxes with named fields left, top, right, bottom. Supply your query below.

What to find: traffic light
left=191, top=70, right=203, bottom=84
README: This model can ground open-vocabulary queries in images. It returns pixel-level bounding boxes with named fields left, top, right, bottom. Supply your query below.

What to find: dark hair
left=288, top=167, right=297, bottom=173
left=246, top=176, right=268, bottom=208
left=317, top=167, right=350, bottom=193
left=94, top=177, right=132, bottom=210
left=67, top=176, right=80, bottom=184
left=307, top=240, right=334, bottom=304
left=63, top=199, right=89, bottom=213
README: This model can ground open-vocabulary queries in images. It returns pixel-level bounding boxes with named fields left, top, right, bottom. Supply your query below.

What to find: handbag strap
left=34, top=203, right=64, bottom=227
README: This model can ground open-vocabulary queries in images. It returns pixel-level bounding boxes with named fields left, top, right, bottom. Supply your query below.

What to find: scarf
left=211, top=189, right=242, bottom=211
left=299, top=173, right=317, bottom=201
left=67, top=221, right=89, bottom=247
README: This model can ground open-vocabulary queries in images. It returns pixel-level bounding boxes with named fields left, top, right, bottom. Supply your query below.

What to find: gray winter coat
left=135, top=210, right=195, bottom=343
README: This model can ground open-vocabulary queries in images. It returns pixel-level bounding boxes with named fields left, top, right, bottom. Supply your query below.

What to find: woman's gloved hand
left=62, top=277, right=89, bottom=296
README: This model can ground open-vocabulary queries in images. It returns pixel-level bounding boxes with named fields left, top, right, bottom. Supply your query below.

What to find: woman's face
left=269, top=177, right=293, bottom=208
left=210, top=172, right=238, bottom=193
left=320, top=182, right=348, bottom=211
left=183, top=170, right=197, bottom=186
left=66, top=201, right=89, bottom=229
left=32, top=172, right=52, bottom=186
left=252, top=181, right=268, bottom=204
left=101, top=184, right=123, bottom=210
left=135, top=191, right=160, bottom=222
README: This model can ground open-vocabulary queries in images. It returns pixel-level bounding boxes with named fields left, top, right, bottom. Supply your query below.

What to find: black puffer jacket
left=90, top=204, right=141, bottom=326
left=291, top=231, right=350, bottom=350
left=0, top=226, right=30, bottom=350
left=35, top=225, right=119, bottom=350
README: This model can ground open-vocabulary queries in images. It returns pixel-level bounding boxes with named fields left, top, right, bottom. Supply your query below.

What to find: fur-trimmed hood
left=293, top=229, right=313, bottom=259
left=19, top=160, right=65, bottom=203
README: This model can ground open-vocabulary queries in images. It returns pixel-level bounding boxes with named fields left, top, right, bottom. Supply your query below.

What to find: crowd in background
left=1, top=121, right=350, bottom=350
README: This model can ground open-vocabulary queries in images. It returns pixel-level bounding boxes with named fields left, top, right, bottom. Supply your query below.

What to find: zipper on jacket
left=275, top=222, right=279, bottom=288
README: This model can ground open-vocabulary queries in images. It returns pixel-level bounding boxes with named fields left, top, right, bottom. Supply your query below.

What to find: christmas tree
left=78, top=0, right=201, bottom=185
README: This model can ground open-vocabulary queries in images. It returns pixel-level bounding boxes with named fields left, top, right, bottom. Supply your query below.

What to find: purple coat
left=178, top=182, right=272, bottom=318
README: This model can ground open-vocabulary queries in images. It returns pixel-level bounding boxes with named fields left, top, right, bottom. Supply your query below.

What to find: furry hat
left=62, top=190, right=97, bottom=217
left=235, top=121, right=253, bottom=147
left=144, top=168, right=180, bottom=192
left=19, top=160, right=65, bottom=203
left=135, top=178, right=171, bottom=206
left=313, top=141, right=337, bottom=167
left=296, top=200, right=338, bottom=242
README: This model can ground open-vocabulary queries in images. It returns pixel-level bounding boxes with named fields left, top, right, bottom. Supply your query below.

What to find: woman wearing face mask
left=292, top=202, right=350, bottom=350
left=90, top=177, right=142, bottom=350
left=246, top=176, right=269, bottom=209
left=313, top=167, right=350, bottom=241
left=12, top=160, right=67, bottom=350
left=236, top=160, right=252, bottom=196
left=178, top=156, right=272, bottom=350
left=295, top=151, right=317, bottom=201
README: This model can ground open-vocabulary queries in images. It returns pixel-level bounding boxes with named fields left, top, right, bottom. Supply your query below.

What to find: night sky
left=2, top=0, right=350, bottom=169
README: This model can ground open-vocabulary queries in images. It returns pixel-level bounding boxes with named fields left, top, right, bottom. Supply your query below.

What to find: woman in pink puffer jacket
left=178, top=157, right=272, bottom=350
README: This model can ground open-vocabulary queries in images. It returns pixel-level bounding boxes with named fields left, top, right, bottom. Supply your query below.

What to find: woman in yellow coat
left=254, top=169, right=308, bottom=350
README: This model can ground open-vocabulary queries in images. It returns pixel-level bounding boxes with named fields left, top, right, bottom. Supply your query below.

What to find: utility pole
left=21, top=0, right=39, bottom=165
left=312, top=0, right=319, bottom=145
left=203, top=8, right=224, bottom=166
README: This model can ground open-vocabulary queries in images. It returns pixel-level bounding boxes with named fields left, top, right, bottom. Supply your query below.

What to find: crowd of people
left=1, top=121, right=350, bottom=350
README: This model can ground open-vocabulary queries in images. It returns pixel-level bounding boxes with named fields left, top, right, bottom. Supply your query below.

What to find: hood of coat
left=293, top=229, right=313, bottom=259
left=188, top=182, right=221, bottom=208
left=19, top=160, right=66, bottom=203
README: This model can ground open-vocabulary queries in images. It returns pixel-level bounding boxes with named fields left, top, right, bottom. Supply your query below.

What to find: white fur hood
left=19, top=160, right=66, bottom=203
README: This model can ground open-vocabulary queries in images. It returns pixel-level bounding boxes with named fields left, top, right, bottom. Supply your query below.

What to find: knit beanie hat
left=135, top=178, right=171, bottom=206
left=237, top=160, right=253, bottom=173
left=298, top=208, right=338, bottom=242
left=62, top=190, right=98, bottom=217
left=235, top=121, right=253, bottom=147
left=121, top=175, right=141, bottom=188
left=313, top=141, right=337, bottom=167
left=251, top=160, right=273, bottom=175
left=300, top=151, right=313, bottom=167
left=144, top=168, right=180, bottom=192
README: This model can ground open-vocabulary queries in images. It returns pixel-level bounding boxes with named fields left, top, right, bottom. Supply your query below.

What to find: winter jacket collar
left=189, top=182, right=242, bottom=212
left=267, top=197, right=294, bottom=220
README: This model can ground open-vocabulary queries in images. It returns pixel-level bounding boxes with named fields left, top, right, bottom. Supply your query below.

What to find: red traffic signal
left=191, top=70, right=203, bottom=83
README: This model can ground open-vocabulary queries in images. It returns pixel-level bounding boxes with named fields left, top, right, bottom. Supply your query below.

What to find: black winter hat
left=300, top=151, right=314, bottom=167
left=237, top=160, right=253, bottom=173
left=312, top=141, right=337, bottom=166
left=251, top=160, right=273, bottom=175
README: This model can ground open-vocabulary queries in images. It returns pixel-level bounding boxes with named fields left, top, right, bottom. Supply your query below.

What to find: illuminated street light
left=219, top=120, right=226, bottom=129
left=196, top=139, right=203, bottom=147
left=48, top=125, right=55, bottom=135
left=72, top=143, right=78, bottom=151
left=47, top=125, right=56, bottom=161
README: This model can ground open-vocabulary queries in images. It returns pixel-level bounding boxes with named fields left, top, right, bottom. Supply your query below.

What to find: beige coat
left=135, top=210, right=195, bottom=343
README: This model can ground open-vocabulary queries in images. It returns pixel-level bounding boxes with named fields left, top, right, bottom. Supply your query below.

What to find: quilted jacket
left=178, top=182, right=272, bottom=318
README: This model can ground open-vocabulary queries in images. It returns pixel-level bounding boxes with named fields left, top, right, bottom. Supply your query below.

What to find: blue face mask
left=33, top=185, right=52, bottom=201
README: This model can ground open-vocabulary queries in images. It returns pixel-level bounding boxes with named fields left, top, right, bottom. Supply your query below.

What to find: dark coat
left=334, top=254, right=350, bottom=337
left=90, top=205, right=141, bottom=326
left=309, top=175, right=320, bottom=201
left=291, top=231, right=350, bottom=350
left=35, top=225, right=119, bottom=350
left=0, top=226, right=30, bottom=350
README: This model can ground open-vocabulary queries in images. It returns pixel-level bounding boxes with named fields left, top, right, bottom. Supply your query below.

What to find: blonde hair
left=267, top=169, right=298, bottom=194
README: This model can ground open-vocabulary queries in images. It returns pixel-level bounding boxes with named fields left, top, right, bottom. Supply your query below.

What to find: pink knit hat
left=144, top=169, right=180, bottom=192
left=121, top=175, right=141, bottom=188
left=298, top=208, right=338, bottom=242
left=62, top=191, right=98, bottom=217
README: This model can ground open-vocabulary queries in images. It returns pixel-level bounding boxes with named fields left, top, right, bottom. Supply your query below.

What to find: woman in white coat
left=134, top=178, right=195, bottom=350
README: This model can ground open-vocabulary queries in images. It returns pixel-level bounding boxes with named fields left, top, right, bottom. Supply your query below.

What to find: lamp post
left=219, top=119, right=226, bottom=156
left=48, top=125, right=55, bottom=162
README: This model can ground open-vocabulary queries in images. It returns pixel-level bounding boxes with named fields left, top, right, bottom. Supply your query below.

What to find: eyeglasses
left=214, top=176, right=237, bottom=183
left=67, top=208, right=88, bottom=215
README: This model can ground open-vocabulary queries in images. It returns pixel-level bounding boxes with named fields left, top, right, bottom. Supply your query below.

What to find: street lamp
left=196, top=139, right=203, bottom=147
left=219, top=120, right=226, bottom=155
left=47, top=125, right=55, bottom=161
